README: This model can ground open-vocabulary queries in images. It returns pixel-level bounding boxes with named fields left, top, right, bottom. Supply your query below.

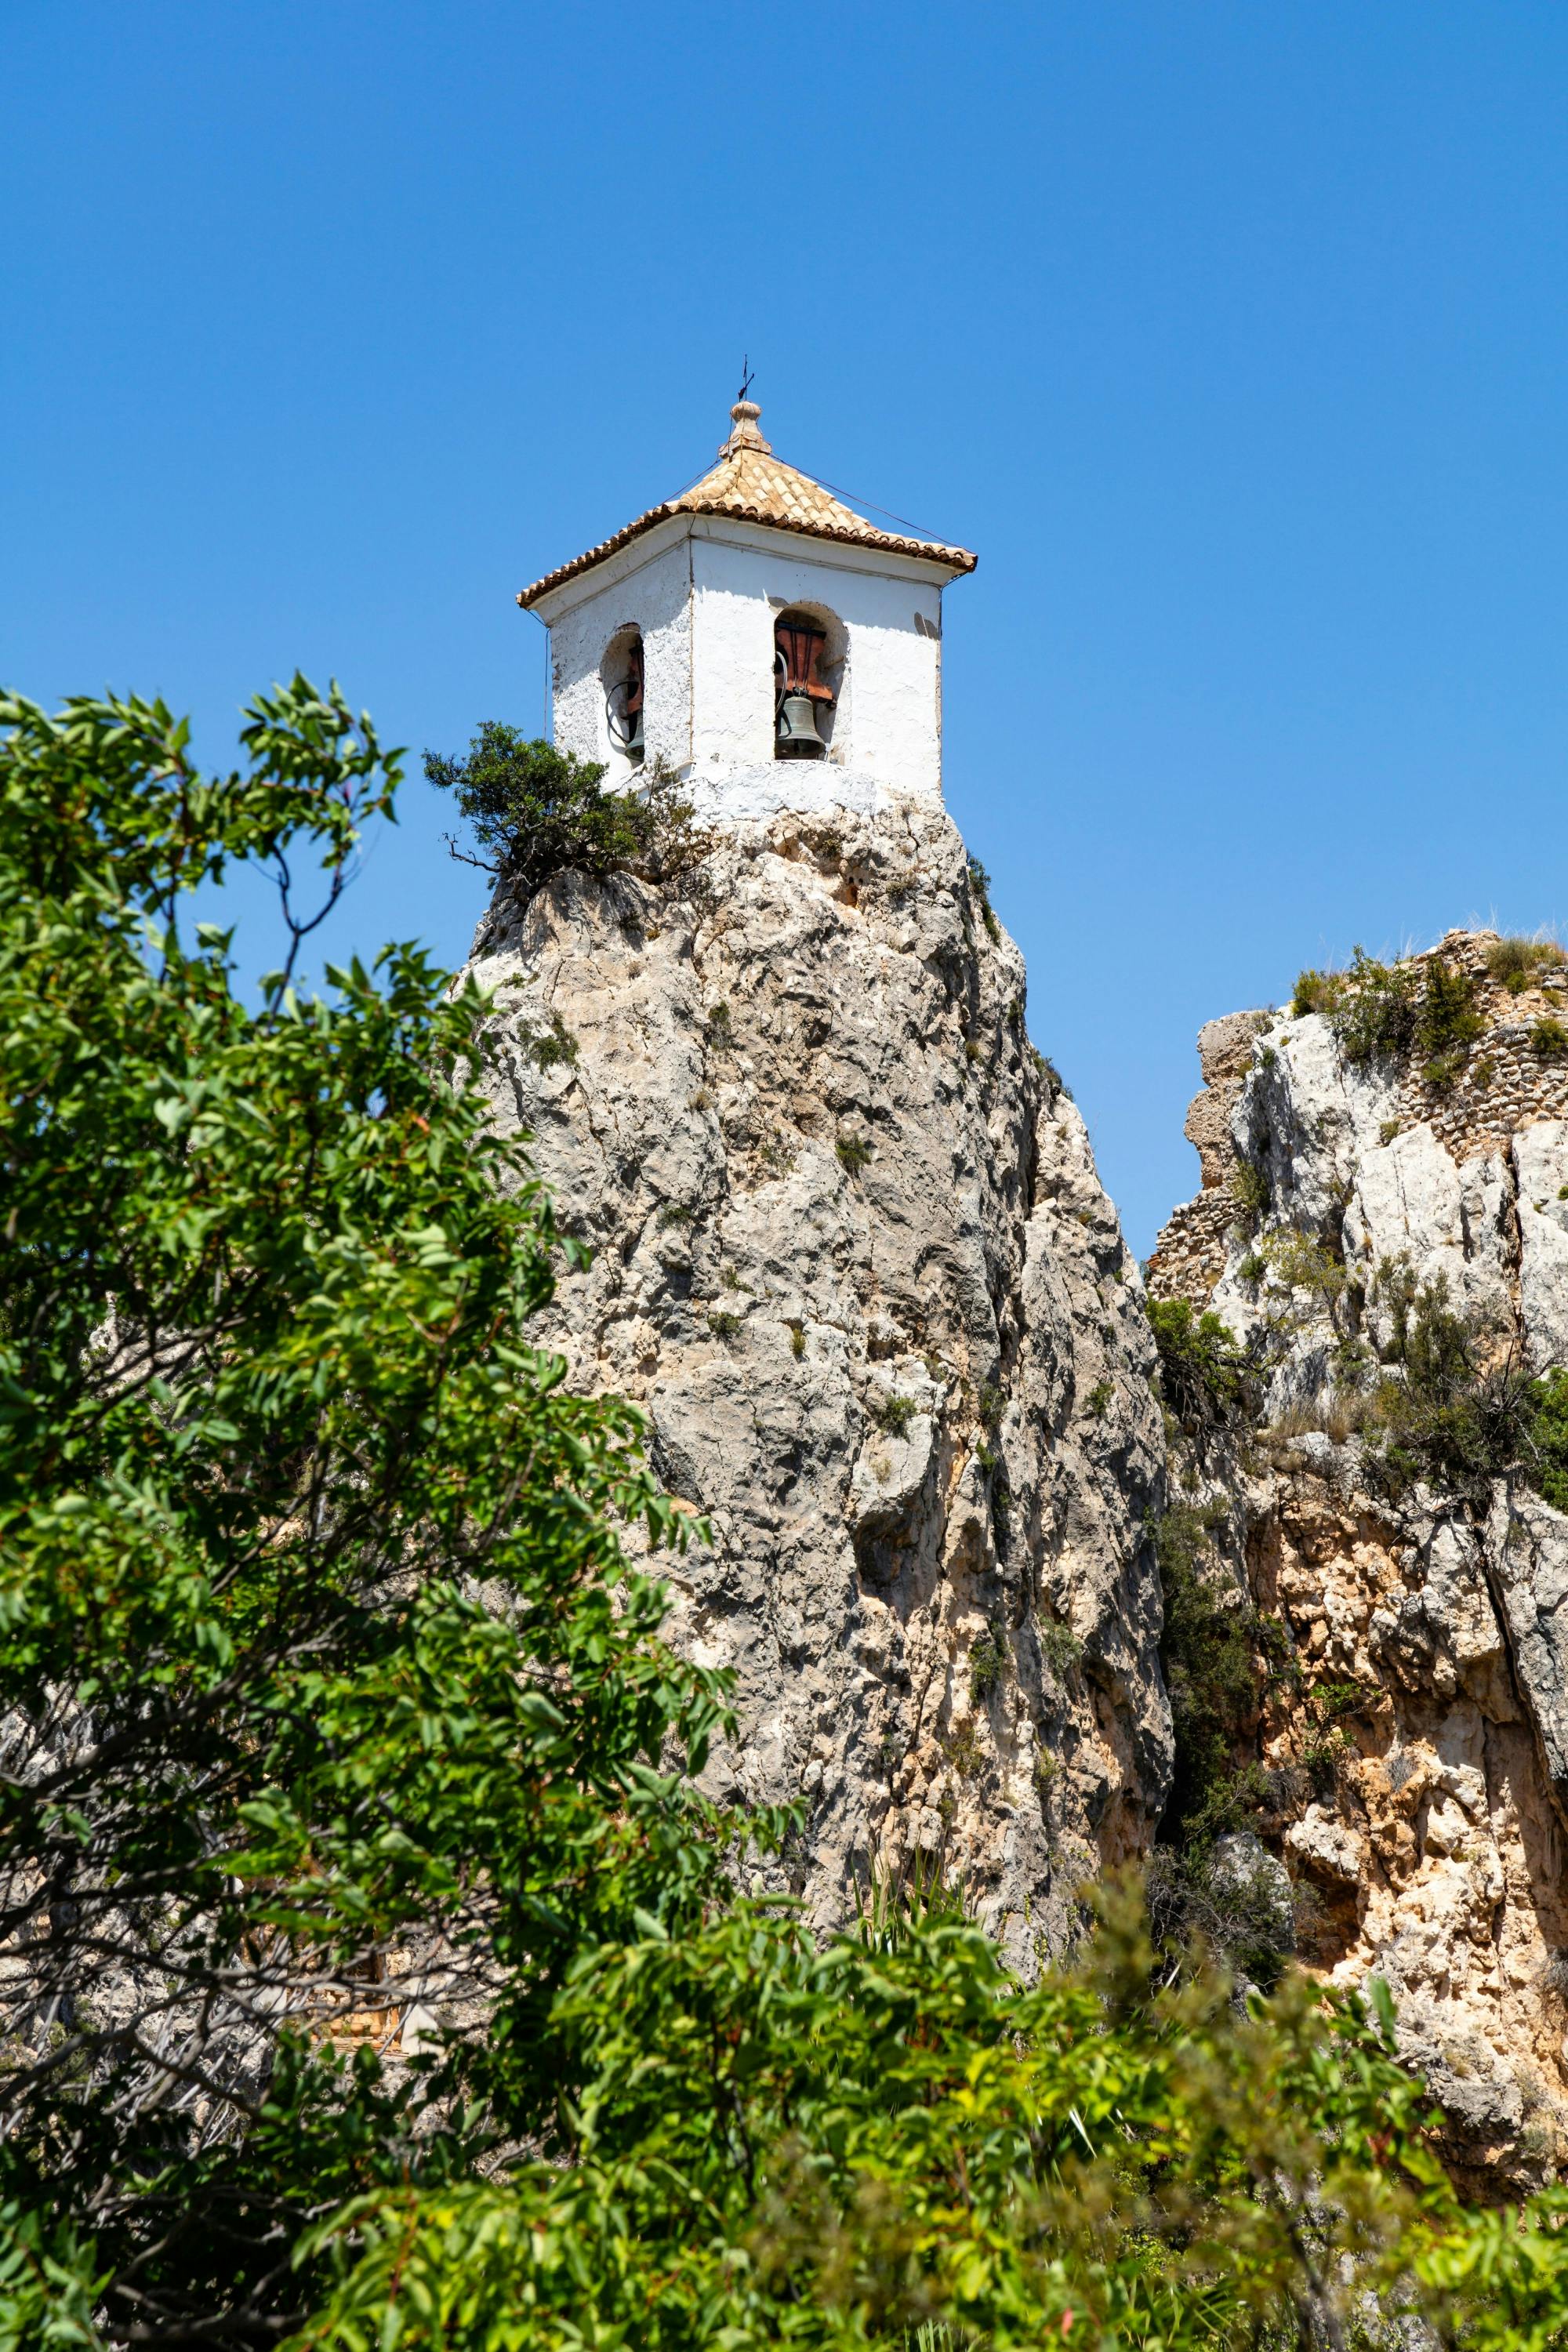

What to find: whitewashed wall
left=534, top=516, right=952, bottom=819
left=543, top=527, right=692, bottom=782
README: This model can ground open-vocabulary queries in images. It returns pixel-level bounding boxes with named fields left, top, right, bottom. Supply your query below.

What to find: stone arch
left=773, top=601, right=847, bottom=761
left=599, top=624, right=644, bottom=771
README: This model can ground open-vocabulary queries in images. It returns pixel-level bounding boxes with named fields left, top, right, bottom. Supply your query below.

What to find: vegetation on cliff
left=423, top=721, right=705, bottom=899
left=5, top=688, right=1568, bottom=2344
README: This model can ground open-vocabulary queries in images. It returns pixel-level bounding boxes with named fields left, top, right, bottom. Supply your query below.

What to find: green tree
left=0, top=682, right=728, bottom=2341
left=423, top=721, right=702, bottom=900
left=1529, top=1367, right=1568, bottom=1510
left=297, top=1882, right=1568, bottom=2351
left=1148, top=1298, right=1254, bottom=1458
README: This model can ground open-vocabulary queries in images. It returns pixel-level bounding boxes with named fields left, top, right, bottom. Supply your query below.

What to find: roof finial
left=720, top=358, right=771, bottom=457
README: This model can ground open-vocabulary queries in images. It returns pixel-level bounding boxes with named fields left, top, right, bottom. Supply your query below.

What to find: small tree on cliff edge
left=423, top=720, right=704, bottom=900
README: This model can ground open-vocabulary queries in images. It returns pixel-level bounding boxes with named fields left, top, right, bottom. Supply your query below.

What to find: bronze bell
left=775, top=617, right=833, bottom=759
left=776, top=691, right=829, bottom=755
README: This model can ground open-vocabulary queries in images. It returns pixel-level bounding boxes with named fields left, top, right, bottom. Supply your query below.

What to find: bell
left=776, top=691, right=828, bottom=757
left=775, top=615, right=833, bottom=758
left=607, top=641, right=645, bottom=762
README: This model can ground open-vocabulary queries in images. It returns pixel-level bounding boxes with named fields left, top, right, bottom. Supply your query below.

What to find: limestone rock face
left=1247, top=1464, right=1568, bottom=2183
left=1152, top=932, right=1568, bottom=2182
left=1484, top=1483, right=1568, bottom=1824
left=463, top=805, right=1172, bottom=1967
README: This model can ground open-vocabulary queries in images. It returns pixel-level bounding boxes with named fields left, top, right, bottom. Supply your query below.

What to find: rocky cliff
left=460, top=803, right=1568, bottom=2182
left=1152, top=930, right=1568, bottom=2187
left=463, top=804, right=1173, bottom=1969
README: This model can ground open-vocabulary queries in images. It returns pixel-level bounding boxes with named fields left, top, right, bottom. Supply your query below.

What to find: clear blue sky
left=6, top=4, right=1566, bottom=1253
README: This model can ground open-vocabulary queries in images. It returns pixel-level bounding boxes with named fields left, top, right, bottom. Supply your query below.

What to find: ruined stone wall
left=1149, top=929, right=1568, bottom=1306
left=1146, top=1009, right=1269, bottom=1303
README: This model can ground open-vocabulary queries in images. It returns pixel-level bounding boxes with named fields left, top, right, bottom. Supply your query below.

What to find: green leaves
left=1147, top=1297, right=1254, bottom=1451
left=296, top=1889, right=1496, bottom=2352
left=0, top=682, right=727, bottom=2343
left=0, top=2205, right=104, bottom=2349
left=423, top=723, right=706, bottom=902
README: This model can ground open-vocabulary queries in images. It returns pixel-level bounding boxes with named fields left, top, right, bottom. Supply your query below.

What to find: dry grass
left=1265, top=1388, right=1377, bottom=1446
left=1485, top=934, right=1567, bottom=993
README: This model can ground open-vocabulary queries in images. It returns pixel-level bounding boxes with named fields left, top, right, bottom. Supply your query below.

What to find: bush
left=303, top=1875, right=1568, bottom=2351
left=1417, top=956, right=1483, bottom=1058
left=1030, top=1045, right=1069, bottom=1097
left=1230, top=1156, right=1271, bottom=1232
left=1415, top=956, right=1484, bottom=1088
left=835, top=1132, right=872, bottom=1174
left=0, top=681, right=727, bottom=2343
left=873, top=1392, right=918, bottom=1436
left=1528, top=1368, right=1568, bottom=1511
left=1258, top=1226, right=1346, bottom=1301
left=1038, top=1617, right=1083, bottom=1680
left=1312, top=1676, right=1377, bottom=1725
left=989, top=1475, right=1011, bottom=1543
left=424, top=724, right=705, bottom=901
left=1290, top=966, right=1341, bottom=1018
left=1533, top=1014, right=1568, bottom=1061
left=1328, top=946, right=1420, bottom=1065
left=942, top=1718, right=987, bottom=1778
left=1420, top=1045, right=1464, bottom=1094
left=524, top=1009, right=579, bottom=1069
left=1377, top=1254, right=1467, bottom=1386
left=966, top=854, right=1001, bottom=943
left=967, top=1622, right=1007, bottom=1701
left=1294, top=947, right=1483, bottom=1073
left=20, top=688, right=1568, bottom=2352
left=1486, top=934, right=1566, bottom=993
left=1360, top=1258, right=1535, bottom=1500
left=1156, top=1504, right=1276, bottom=1846
left=1144, top=1839, right=1297, bottom=1989
left=1148, top=1298, right=1253, bottom=1452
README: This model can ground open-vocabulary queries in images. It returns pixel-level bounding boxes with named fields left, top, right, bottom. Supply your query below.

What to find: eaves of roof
left=517, top=426, right=975, bottom=611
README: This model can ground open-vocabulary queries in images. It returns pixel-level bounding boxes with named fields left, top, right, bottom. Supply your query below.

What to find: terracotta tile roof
left=517, top=402, right=975, bottom=610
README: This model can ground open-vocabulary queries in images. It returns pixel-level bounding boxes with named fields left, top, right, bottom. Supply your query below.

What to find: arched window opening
left=602, top=628, right=644, bottom=767
left=774, top=607, right=842, bottom=760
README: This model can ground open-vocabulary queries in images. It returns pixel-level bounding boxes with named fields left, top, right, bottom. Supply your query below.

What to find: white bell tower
left=517, top=398, right=975, bottom=823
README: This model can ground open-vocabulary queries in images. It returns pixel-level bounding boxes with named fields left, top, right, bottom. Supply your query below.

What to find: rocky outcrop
left=463, top=805, right=1172, bottom=1969
left=1154, top=931, right=1568, bottom=2183
left=1484, top=1484, right=1568, bottom=1825
left=1243, top=1457, right=1568, bottom=2185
